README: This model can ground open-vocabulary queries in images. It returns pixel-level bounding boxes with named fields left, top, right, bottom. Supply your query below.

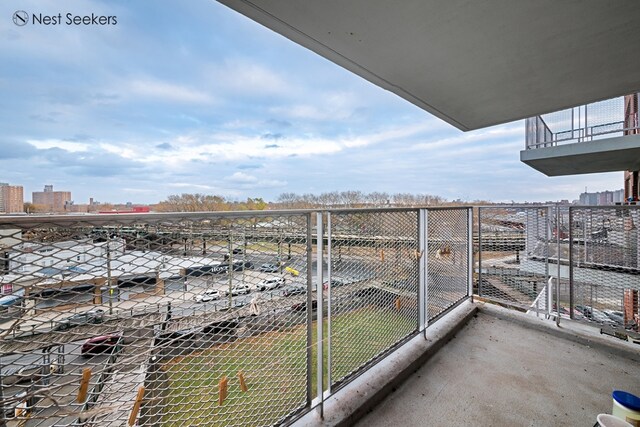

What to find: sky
left=0, top=0, right=624, bottom=205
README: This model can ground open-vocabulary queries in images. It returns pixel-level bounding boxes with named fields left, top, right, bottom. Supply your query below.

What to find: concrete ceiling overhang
left=218, top=0, right=640, bottom=131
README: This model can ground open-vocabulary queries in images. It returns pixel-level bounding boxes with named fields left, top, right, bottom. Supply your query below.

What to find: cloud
left=0, top=1, right=622, bottom=205
left=125, top=78, right=215, bottom=104
left=206, top=58, right=290, bottom=97
left=167, top=183, right=218, bottom=190
left=27, top=139, right=90, bottom=152
left=237, top=163, right=262, bottom=170
left=224, top=172, right=258, bottom=183
left=0, top=141, right=38, bottom=159
left=265, top=119, right=292, bottom=128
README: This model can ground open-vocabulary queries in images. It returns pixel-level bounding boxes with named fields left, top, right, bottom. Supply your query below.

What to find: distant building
left=32, top=185, right=71, bottom=212
left=578, top=189, right=624, bottom=206
left=0, top=183, right=24, bottom=213
left=98, top=206, right=150, bottom=214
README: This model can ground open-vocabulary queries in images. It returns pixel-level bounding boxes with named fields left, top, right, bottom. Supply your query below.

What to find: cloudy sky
left=0, top=0, right=623, bottom=205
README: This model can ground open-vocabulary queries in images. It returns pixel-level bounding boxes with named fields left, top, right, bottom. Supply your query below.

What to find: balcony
left=0, top=206, right=638, bottom=426
left=521, top=94, right=640, bottom=176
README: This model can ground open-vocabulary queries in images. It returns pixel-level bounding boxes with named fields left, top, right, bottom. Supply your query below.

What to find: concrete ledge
left=520, top=134, right=640, bottom=176
left=292, top=300, right=478, bottom=427
left=479, top=303, right=640, bottom=363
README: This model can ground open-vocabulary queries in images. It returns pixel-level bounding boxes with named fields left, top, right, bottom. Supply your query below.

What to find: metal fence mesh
left=477, top=206, right=549, bottom=312
left=0, top=207, right=482, bottom=426
left=327, top=210, right=418, bottom=389
left=426, top=209, right=469, bottom=321
left=569, top=207, right=639, bottom=333
left=0, top=213, right=312, bottom=427
left=476, top=205, right=640, bottom=338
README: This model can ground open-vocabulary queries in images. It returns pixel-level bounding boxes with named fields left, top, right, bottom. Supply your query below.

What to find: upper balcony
left=521, top=93, right=640, bottom=176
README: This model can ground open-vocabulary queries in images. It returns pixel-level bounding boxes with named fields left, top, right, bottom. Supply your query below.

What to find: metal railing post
left=315, top=212, right=324, bottom=418
left=585, top=104, right=589, bottom=141
left=418, top=209, right=427, bottom=333
left=326, top=212, right=332, bottom=393
left=468, top=208, right=473, bottom=302
left=556, top=205, right=561, bottom=326
left=305, top=213, right=313, bottom=407
left=545, top=207, right=550, bottom=307
left=478, top=207, right=483, bottom=298
left=568, top=207, right=574, bottom=320
left=424, top=210, right=430, bottom=339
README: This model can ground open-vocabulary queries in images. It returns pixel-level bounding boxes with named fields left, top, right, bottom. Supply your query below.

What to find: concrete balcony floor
left=355, top=305, right=640, bottom=426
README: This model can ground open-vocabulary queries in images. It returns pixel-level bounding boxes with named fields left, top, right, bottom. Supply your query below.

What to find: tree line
left=273, top=191, right=449, bottom=209
left=153, top=194, right=267, bottom=212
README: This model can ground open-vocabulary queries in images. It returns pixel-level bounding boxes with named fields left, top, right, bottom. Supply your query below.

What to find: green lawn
left=158, top=306, right=415, bottom=427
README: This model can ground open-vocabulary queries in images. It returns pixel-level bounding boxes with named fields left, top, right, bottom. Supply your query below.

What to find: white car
left=195, top=289, right=222, bottom=303
left=256, top=277, right=285, bottom=291
left=223, top=284, right=251, bottom=296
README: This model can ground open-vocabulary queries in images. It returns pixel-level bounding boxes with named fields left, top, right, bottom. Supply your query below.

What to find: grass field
left=158, top=306, right=416, bottom=427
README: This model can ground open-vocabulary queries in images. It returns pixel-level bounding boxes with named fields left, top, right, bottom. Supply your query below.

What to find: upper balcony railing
left=525, top=93, right=640, bottom=149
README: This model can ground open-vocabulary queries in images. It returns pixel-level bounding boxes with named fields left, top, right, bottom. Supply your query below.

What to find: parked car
left=195, top=289, right=223, bottom=303
left=282, top=284, right=306, bottom=297
left=603, top=310, right=625, bottom=325
left=576, top=305, right=615, bottom=325
left=232, top=260, right=253, bottom=271
left=81, top=333, right=121, bottom=357
left=322, top=278, right=349, bottom=290
left=589, top=308, right=616, bottom=324
left=222, top=284, right=251, bottom=296
left=259, top=263, right=279, bottom=273
left=257, top=277, right=285, bottom=291
left=54, top=309, right=104, bottom=331
left=223, top=248, right=244, bottom=261
left=291, top=300, right=318, bottom=312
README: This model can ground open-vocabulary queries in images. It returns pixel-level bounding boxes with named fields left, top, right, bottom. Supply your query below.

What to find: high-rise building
left=0, top=183, right=24, bottom=213
left=32, top=185, right=71, bottom=212
left=578, top=189, right=624, bottom=206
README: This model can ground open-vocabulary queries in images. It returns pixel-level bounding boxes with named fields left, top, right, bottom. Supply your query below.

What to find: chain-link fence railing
left=476, top=205, right=640, bottom=341
left=477, top=206, right=551, bottom=314
left=0, top=208, right=477, bottom=426
left=568, top=206, right=640, bottom=336
left=426, top=208, right=471, bottom=321
left=325, top=210, right=419, bottom=391
left=0, top=212, right=313, bottom=427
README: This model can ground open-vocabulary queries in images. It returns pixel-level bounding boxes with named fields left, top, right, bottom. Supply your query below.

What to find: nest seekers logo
left=12, top=10, right=117, bottom=26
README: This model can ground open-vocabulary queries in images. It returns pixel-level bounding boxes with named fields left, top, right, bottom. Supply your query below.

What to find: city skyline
left=0, top=0, right=624, bottom=205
